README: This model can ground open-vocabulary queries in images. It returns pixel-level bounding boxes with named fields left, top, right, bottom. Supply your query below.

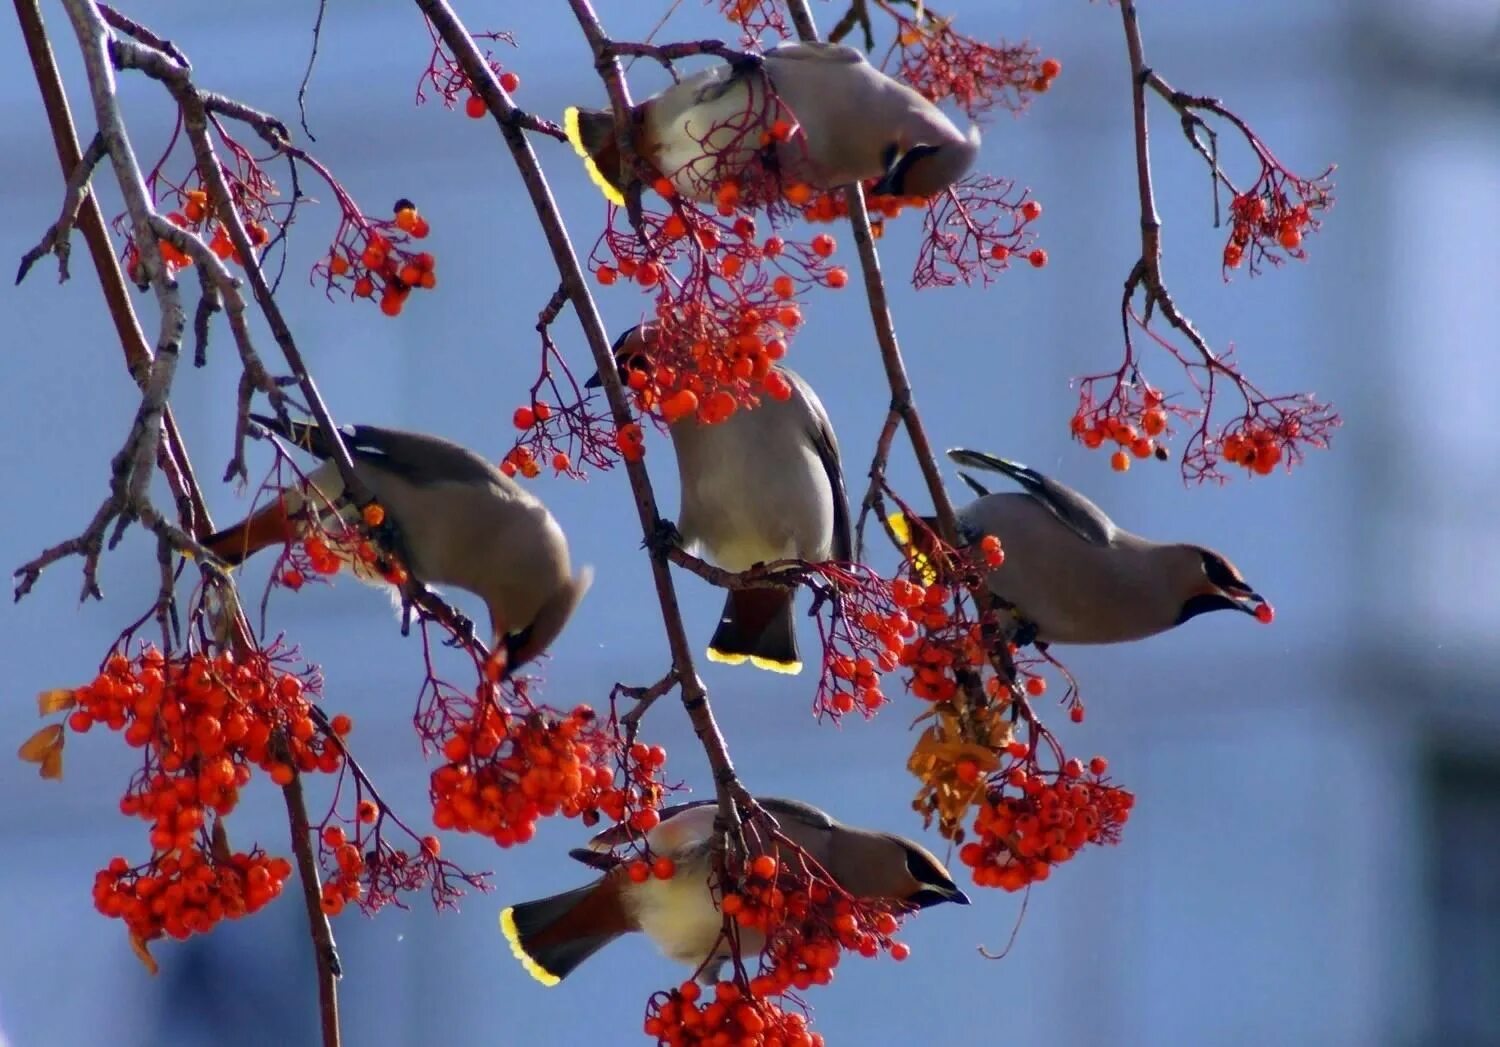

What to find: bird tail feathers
left=501, top=882, right=621, bottom=987
left=564, top=107, right=627, bottom=206
left=707, top=588, right=800, bottom=674
left=201, top=498, right=294, bottom=566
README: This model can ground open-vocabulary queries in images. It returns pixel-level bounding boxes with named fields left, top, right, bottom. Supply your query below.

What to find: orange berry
left=826, top=267, right=849, bottom=289
left=627, top=860, right=651, bottom=884
left=1142, top=408, right=1167, bottom=436
left=1110, top=450, right=1130, bottom=472
left=1028, top=248, right=1048, bottom=268
left=330, top=714, right=353, bottom=736
left=811, top=234, right=835, bottom=257
left=989, top=244, right=1010, bottom=262
left=420, top=835, right=441, bottom=857
left=361, top=503, right=386, bottom=528
left=772, top=274, right=795, bottom=299
left=551, top=452, right=570, bottom=472
left=357, top=800, right=378, bottom=823
left=1130, top=437, right=1154, bottom=459
left=499, top=71, right=520, bottom=93
left=1277, top=223, right=1302, bottom=249
left=352, top=276, right=374, bottom=298
left=750, top=854, right=777, bottom=880
left=465, top=94, right=486, bottom=119
left=595, top=265, right=617, bottom=286
left=652, top=856, right=676, bottom=879
left=1021, top=200, right=1042, bottom=221
left=513, top=406, right=536, bottom=430
left=270, top=764, right=295, bottom=786
left=1040, top=58, right=1062, bottom=79
left=379, top=291, right=404, bottom=317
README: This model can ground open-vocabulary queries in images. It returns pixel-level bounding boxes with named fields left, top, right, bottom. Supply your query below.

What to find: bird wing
left=956, top=472, right=992, bottom=498
left=583, top=796, right=837, bottom=851
left=252, top=414, right=502, bottom=490
left=784, top=370, right=853, bottom=563
left=946, top=448, right=1116, bottom=547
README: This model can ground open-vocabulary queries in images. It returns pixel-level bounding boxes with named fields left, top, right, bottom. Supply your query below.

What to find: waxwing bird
left=587, top=325, right=852, bottom=674
left=501, top=796, right=968, bottom=985
left=891, top=448, right=1271, bottom=646
left=202, top=416, right=592, bottom=671
left=566, top=41, right=980, bottom=205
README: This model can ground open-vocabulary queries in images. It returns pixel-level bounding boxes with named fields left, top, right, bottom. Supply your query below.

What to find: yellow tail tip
left=705, top=647, right=750, bottom=667
left=749, top=655, right=802, bottom=675
left=500, top=907, right=561, bottom=987
left=706, top=647, right=802, bottom=675
left=886, top=511, right=912, bottom=546
left=886, top=511, right=938, bottom=585
left=563, top=106, right=627, bottom=207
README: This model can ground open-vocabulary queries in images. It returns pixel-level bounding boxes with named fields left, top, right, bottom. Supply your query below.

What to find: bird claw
left=644, top=517, right=683, bottom=557
left=1009, top=618, right=1040, bottom=649
left=442, top=611, right=478, bottom=648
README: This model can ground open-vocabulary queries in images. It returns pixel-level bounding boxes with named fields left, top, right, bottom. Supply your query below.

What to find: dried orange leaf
left=36, top=688, right=76, bottom=716
left=40, top=747, right=64, bottom=780
left=130, top=933, right=160, bottom=976
left=17, top=724, right=64, bottom=764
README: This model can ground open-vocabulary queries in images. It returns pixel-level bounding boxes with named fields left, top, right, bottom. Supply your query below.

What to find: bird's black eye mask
left=1201, top=552, right=1247, bottom=593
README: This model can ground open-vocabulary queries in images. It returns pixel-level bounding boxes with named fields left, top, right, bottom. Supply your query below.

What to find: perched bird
left=565, top=41, right=980, bottom=206
left=501, top=796, right=969, bottom=985
left=588, top=325, right=852, bottom=673
left=892, top=448, right=1271, bottom=646
left=202, top=415, right=592, bottom=671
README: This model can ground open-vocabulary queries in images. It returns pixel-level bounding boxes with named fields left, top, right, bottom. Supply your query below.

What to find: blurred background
left=3, top=1, right=1498, bottom=1045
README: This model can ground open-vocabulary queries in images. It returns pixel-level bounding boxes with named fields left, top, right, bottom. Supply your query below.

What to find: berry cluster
left=504, top=402, right=573, bottom=478
left=1217, top=424, right=1287, bottom=476
left=317, top=200, right=436, bottom=317
left=590, top=201, right=845, bottom=430
left=277, top=502, right=410, bottom=593
left=92, top=847, right=292, bottom=959
left=31, top=644, right=346, bottom=951
left=960, top=758, right=1133, bottom=891
left=645, top=982, right=821, bottom=1047
left=1069, top=384, right=1180, bottom=473
left=1221, top=167, right=1331, bottom=276
left=126, top=188, right=271, bottom=283
left=429, top=704, right=664, bottom=847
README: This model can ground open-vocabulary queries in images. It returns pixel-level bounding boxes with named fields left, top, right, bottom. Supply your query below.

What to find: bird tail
left=886, top=511, right=942, bottom=586
left=564, top=106, right=627, bottom=206
left=707, top=588, right=800, bottom=674
left=500, top=882, right=623, bottom=986
left=201, top=498, right=295, bottom=566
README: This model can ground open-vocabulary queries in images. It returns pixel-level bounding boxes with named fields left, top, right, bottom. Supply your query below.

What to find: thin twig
left=15, top=131, right=104, bottom=284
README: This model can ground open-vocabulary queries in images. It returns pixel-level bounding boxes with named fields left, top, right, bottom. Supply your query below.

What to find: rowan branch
left=416, top=0, right=758, bottom=842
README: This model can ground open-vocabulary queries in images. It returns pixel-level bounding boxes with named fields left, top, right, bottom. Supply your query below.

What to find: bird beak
left=584, top=368, right=603, bottom=390
left=1221, top=583, right=1272, bottom=622
left=949, top=887, right=971, bottom=906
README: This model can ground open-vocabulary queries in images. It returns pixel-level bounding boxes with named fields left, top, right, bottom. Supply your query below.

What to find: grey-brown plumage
left=589, top=325, right=851, bottom=673
left=501, top=796, right=968, bottom=986
left=566, top=41, right=980, bottom=204
left=941, top=448, right=1269, bottom=645
left=202, top=417, right=591, bottom=672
